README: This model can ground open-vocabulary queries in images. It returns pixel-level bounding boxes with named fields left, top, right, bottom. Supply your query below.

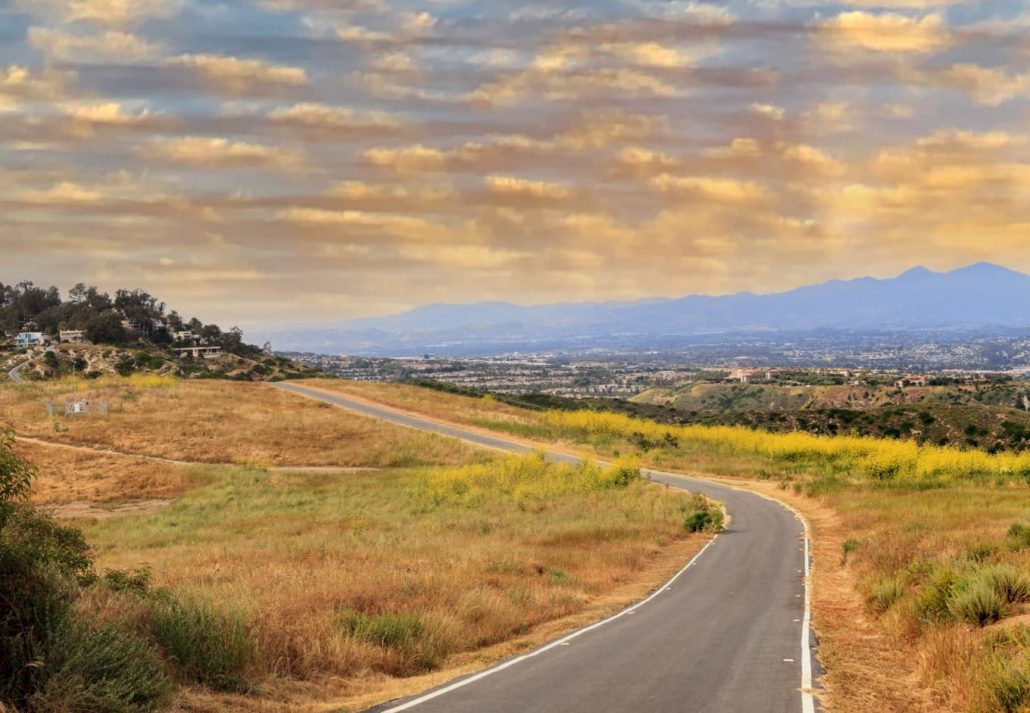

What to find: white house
left=59, top=330, right=86, bottom=344
left=16, top=332, right=47, bottom=348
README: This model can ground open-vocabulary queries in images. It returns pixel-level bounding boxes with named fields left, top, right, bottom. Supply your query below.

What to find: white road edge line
left=376, top=535, right=721, bottom=713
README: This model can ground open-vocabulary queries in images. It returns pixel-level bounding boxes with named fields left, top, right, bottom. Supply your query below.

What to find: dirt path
left=14, top=436, right=379, bottom=473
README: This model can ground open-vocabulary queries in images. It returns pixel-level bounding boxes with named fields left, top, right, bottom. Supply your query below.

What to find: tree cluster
left=0, top=282, right=259, bottom=356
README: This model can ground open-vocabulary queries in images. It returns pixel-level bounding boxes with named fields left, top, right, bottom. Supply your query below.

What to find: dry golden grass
left=15, top=439, right=196, bottom=505
left=0, top=376, right=482, bottom=468
left=72, top=457, right=707, bottom=712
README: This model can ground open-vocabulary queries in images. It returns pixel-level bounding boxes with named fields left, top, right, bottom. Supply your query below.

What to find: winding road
left=272, top=382, right=819, bottom=713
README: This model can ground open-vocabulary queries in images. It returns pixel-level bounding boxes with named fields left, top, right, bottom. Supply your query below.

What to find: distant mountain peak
left=898, top=266, right=934, bottom=279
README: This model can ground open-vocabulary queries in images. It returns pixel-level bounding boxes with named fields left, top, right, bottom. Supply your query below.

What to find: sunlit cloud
left=142, top=137, right=305, bottom=170
left=820, top=11, right=951, bottom=53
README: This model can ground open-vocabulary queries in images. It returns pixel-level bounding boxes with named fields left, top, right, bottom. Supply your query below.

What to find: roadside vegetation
left=0, top=378, right=720, bottom=712
left=312, top=379, right=1030, bottom=713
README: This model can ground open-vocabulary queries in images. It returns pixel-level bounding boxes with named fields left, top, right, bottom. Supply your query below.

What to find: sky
left=0, top=0, right=1027, bottom=330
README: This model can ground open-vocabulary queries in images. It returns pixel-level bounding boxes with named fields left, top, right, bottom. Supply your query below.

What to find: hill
left=254, top=263, right=1030, bottom=356
left=0, top=282, right=317, bottom=381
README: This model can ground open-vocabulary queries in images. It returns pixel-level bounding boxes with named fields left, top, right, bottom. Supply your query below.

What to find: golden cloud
left=0, top=65, right=71, bottom=113
left=267, top=102, right=405, bottom=134
left=650, top=174, right=769, bottom=202
left=486, top=175, right=571, bottom=200
left=169, top=54, right=308, bottom=95
left=939, top=64, right=1030, bottom=106
left=821, top=11, right=951, bottom=53
left=143, top=137, right=304, bottom=170
left=364, top=144, right=447, bottom=172
left=17, top=0, right=182, bottom=27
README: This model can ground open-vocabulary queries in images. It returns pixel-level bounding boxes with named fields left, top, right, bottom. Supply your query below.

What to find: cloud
left=267, top=102, right=405, bottom=135
left=938, top=64, right=1030, bottom=106
left=820, top=11, right=951, bottom=53
left=486, top=175, right=571, bottom=200
left=28, top=27, right=164, bottom=63
left=15, top=181, right=105, bottom=204
left=650, top=174, right=769, bottom=202
left=398, top=244, right=529, bottom=269
left=364, top=144, right=447, bottom=172
left=168, top=54, right=308, bottom=95
left=143, top=137, right=305, bottom=170
left=0, top=65, right=71, bottom=113
left=18, top=0, right=183, bottom=28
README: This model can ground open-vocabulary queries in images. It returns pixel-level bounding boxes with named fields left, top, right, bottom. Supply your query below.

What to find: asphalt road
left=8, top=360, right=26, bottom=383
left=272, top=382, right=818, bottom=713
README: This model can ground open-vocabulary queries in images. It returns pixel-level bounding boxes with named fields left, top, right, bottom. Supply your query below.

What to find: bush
left=948, top=581, right=1004, bottom=626
left=337, top=609, right=440, bottom=673
left=33, top=622, right=171, bottom=713
left=683, top=499, right=724, bottom=533
left=1, top=429, right=96, bottom=707
left=980, top=564, right=1030, bottom=604
left=148, top=593, right=254, bottom=693
left=1007, top=523, right=1030, bottom=550
left=868, top=575, right=906, bottom=614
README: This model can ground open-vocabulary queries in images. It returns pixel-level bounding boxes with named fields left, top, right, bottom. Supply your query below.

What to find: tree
left=84, top=311, right=127, bottom=345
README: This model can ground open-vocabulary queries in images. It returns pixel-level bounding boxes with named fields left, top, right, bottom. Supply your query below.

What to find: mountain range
left=257, top=263, right=1030, bottom=356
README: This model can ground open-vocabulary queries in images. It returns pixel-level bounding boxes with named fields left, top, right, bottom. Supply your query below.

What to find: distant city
left=285, top=329, right=1030, bottom=397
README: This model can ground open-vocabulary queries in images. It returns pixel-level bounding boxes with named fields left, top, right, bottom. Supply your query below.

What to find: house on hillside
left=895, top=375, right=929, bottom=388
left=59, top=330, right=86, bottom=344
left=16, top=332, right=48, bottom=348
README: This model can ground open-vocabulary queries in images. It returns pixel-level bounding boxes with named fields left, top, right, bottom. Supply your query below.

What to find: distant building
left=174, top=345, right=222, bottom=359
left=59, top=330, right=86, bottom=344
left=173, top=330, right=198, bottom=342
left=895, top=375, right=929, bottom=388
left=16, top=332, right=47, bottom=348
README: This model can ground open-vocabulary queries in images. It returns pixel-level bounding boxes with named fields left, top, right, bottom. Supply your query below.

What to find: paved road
left=8, top=359, right=26, bottom=383
left=272, top=383, right=818, bottom=713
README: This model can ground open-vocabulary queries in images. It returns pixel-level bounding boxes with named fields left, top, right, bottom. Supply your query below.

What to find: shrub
left=948, top=581, right=1004, bottom=626
left=34, top=622, right=171, bottom=713
left=980, top=564, right=1030, bottom=604
left=868, top=575, right=906, bottom=614
left=683, top=499, right=724, bottom=533
left=1007, top=523, right=1030, bottom=550
left=337, top=609, right=440, bottom=673
left=916, top=563, right=959, bottom=622
left=148, top=593, right=254, bottom=693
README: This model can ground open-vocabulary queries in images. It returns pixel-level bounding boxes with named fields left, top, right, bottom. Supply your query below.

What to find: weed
left=148, top=593, right=254, bottom=693
left=868, top=575, right=906, bottom=614
left=840, top=537, right=860, bottom=565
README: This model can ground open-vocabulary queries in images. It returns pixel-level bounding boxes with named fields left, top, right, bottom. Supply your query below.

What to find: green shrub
left=980, top=564, right=1030, bottom=604
left=868, top=575, right=906, bottom=614
left=338, top=610, right=425, bottom=649
left=1007, top=523, right=1030, bottom=550
left=337, top=609, right=440, bottom=673
left=148, top=593, right=254, bottom=693
left=34, top=623, right=171, bottom=713
left=948, top=581, right=1004, bottom=626
left=683, top=506, right=724, bottom=533
left=916, top=562, right=959, bottom=622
